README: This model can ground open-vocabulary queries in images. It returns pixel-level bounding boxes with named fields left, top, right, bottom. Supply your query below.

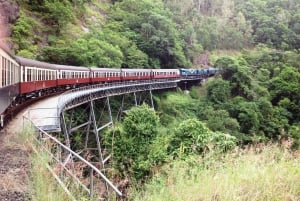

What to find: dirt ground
left=0, top=109, right=31, bottom=201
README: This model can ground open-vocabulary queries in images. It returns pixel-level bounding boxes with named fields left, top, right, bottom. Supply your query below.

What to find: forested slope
left=12, top=0, right=300, bottom=68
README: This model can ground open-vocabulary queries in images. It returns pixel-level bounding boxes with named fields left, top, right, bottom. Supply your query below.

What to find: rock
left=0, top=0, right=20, bottom=47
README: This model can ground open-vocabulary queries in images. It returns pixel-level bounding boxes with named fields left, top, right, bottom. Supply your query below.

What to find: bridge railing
left=57, top=79, right=179, bottom=113
left=23, top=113, right=123, bottom=200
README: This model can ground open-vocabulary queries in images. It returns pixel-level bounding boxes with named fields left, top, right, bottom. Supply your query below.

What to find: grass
left=20, top=125, right=90, bottom=201
left=130, top=144, right=300, bottom=201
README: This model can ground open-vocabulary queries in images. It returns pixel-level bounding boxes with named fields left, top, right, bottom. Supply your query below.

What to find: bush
left=170, top=118, right=210, bottom=155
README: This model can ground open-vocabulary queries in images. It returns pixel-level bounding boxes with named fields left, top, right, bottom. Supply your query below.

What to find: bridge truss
left=24, top=79, right=180, bottom=200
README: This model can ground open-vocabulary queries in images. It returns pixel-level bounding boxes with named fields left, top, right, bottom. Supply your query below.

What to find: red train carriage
left=0, top=47, right=21, bottom=127
left=57, top=65, right=90, bottom=88
left=152, top=69, right=180, bottom=79
left=16, top=57, right=59, bottom=96
left=121, top=69, right=152, bottom=81
left=90, top=67, right=122, bottom=83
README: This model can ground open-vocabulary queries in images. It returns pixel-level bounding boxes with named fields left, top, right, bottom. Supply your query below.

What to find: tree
left=44, top=0, right=75, bottom=34
left=206, top=77, right=231, bottom=104
left=108, top=0, right=188, bottom=68
left=105, top=104, right=160, bottom=180
left=170, top=118, right=210, bottom=155
left=269, top=67, right=300, bottom=122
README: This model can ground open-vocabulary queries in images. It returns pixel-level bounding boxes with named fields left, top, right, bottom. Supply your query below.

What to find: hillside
left=9, top=0, right=300, bottom=69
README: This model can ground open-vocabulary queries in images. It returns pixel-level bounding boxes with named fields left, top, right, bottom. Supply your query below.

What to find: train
left=0, top=45, right=217, bottom=128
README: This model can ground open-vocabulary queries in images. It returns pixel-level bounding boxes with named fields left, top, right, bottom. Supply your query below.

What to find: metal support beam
left=149, top=90, right=154, bottom=109
left=90, top=99, right=105, bottom=167
left=133, top=92, right=137, bottom=106
left=84, top=108, right=92, bottom=150
left=61, top=113, right=70, bottom=147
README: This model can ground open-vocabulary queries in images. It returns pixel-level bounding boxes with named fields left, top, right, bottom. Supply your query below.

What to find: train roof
left=90, top=67, right=121, bottom=72
left=16, top=56, right=90, bottom=71
left=121, top=68, right=152, bottom=72
left=55, top=64, right=90, bottom=71
left=152, top=69, right=179, bottom=72
left=15, top=56, right=59, bottom=70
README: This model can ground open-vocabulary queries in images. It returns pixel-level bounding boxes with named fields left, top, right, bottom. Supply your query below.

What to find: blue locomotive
left=179, top=67, right=218, bottom=78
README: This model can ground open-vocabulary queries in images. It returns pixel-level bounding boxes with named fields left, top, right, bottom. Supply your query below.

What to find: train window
left=7, top=61, right=10, bottom=85
left=12, top=63, right=15, bottom=84
left=2, top=58, right=5, bottom=86
left=26, top=69, right=30, bottom=82
left=2, top=58, right=6, bottom=86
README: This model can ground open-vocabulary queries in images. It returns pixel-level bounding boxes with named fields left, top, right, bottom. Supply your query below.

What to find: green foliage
left=104, top=104, right=161, bottom=180
left=204, top=109, right=240, bottom=137
left=170, top=119, right=211, bottom=155
left=131, top=145, right=300, bottom=201
left=210, top=131, right=237, bottom=152
left=44, top=0, right=75, bottom=34
left=123, top=104, right=159, bottom=139
left=189, top=86, right=201, bottom=99
left=12, top=12, right=42, bottom=56
left=206, top=77, right=231, bottom=104
left=269, top=67, right=300, bottom=122
left=40, top=35, right=124, bottom=67
left=108, top=0, right=188, bottom=68
left=157, top=92, right=198, bottom=125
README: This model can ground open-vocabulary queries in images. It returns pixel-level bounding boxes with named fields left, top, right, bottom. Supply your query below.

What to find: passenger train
left=0, top=45, right=217, bottom=128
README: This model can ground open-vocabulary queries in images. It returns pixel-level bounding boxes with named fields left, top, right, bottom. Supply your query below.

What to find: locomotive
left=0, top=45, right=216, bottom=128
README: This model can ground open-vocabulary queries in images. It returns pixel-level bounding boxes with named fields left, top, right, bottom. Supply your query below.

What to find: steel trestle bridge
left=23, top=78, right=200, bottom=200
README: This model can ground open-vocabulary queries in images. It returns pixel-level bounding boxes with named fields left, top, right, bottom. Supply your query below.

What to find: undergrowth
left=21, top=125, right=89, bottom=201
left=130, top=144, right=300, bottom=201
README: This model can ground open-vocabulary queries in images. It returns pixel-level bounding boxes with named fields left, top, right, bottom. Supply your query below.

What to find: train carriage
left=121, top=68, right=152, bottom=81
left=0, top=47, right=21, bottom=127
left=152, top=69, right=180, bottom=79
left=90, top=67, right=122, bottom=83
left=57, top=65, right=90, bottom=88
left=16, top=57, right=58, bottom=96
